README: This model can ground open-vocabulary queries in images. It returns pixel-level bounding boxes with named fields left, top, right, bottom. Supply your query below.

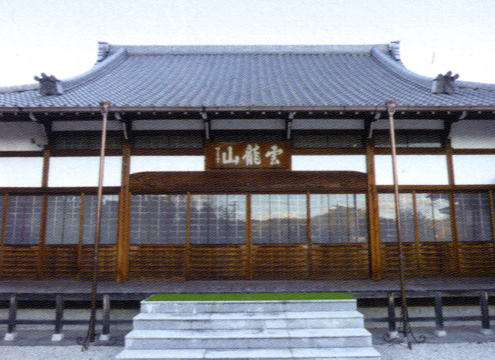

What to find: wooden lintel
left=130, top=170, right=368, bottom=193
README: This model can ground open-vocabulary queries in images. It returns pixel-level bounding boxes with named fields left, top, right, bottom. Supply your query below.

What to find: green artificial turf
left=145, top=292, right=355, bottom=302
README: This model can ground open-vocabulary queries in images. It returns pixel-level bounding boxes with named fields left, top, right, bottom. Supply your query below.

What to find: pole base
left=4, top=333, right=17, bottom=341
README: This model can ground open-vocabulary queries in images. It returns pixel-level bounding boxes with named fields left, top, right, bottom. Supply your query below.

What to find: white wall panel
left=131, top=156, right=205, bottom=173
left=375, top=155, right=449, bottom=185
left=292, top=155, right=366, bottom=172
left=48, top=156, right=122, bottom=187
left=453, top=155, right=495, bottom=184
left=0, top=157, right=44, bottom=187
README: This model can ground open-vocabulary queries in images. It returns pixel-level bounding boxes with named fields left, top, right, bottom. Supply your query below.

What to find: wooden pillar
left=445, top=137, right=461, bottom=275
left=117, top=141, right=131, bottom=282
left=0, top=194, right=8, bottom=278
left=366, top=136, right=381, bottom=280
left=245, top=193, right=252, bottom=280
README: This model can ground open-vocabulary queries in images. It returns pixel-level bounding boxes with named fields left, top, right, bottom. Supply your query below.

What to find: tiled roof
left=1, top=42, right=495, bottom=110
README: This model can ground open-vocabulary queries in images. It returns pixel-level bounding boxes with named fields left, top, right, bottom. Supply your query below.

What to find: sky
left=1, top=0, right=494, bottom=87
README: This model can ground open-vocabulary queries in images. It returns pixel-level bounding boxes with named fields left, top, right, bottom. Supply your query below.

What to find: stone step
left=116, top=346, right=381, bottom=360
left=141, top=299, right=357, bottom=314
left=124, top=328, right=372, bottom=350
left=132, top=310, right=365, bottom=330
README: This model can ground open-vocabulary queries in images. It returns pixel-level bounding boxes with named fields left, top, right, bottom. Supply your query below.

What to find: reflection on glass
left=189, top=195, right=246, bottom=244
left=45, top=195, right=81, bottom=244
left=251, top=194, right=307, bottom=244
left=416, top=193, right=452, bottom=242
left=82, top=195, right=119, bottom=245
left=311, top=194, right=367, bottom=243
left=4, top=195, right=43, bottom=245
left=130, top=195, right=188, bottom=245
left=455, top=193, right=493, bottom=242
left=378, top=193, right=415, bottom=243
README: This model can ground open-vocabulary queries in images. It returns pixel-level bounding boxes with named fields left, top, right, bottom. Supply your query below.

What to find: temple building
left=0, top=41, right=494, bottom=282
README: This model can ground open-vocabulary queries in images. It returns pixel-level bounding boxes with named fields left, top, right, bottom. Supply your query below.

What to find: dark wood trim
left=77, top=193, right=85, bottom=279
left=412, top=191, right=421, bottom=275
left=292, top=148, right=365, bottom=155
left=0, top=194, right=8, bottom=277
left=131, top=149, right=205, bottom=156
left=452, top=148, right=495, bottom=155
left=185, top=192, right=191, bottom=280
left=42, top=150, right=50, bottom=188
left=306, top=191, right=313, bottom=277
left=38, top=194, right=48, bottom=280
left=445, top=138, right=455, bottom=186
left=489, top=190, right=495, bottom=248
left=0, top=151, right=44, bottom=157
left=374, top=148, right=447, bottom=155
left=448, top=191, right=461, bottom=275
left=246, top=194, right=252, bottom=280
left=117, top=142, right=131, bottom=282
left=0, top=187, right=121, bottom=195
left=49, top=150, right=123, bottom=157
left=365, top=137, right=381, bottom=280
left=130, top=170, right=368, bottom=193
left=376, top=185, right=495, bottom=192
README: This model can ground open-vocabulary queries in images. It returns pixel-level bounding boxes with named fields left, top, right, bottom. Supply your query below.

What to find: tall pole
left=80, top=101, right=110, bottom=350
left=386, top=101, right=413, bottom=348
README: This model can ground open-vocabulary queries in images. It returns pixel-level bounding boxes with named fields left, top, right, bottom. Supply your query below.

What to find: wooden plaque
left=206, top=142, right=291, bottom=170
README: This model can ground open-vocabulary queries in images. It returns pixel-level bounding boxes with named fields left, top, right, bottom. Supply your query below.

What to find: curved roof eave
left=2, top=104, right=495, bottom=114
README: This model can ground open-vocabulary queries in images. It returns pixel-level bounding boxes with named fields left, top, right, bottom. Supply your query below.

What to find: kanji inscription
left=206, top=142, right=290, bottom=169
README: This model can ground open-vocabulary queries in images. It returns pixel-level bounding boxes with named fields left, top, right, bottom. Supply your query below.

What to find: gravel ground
left=1, top=343, right=495, bottom=360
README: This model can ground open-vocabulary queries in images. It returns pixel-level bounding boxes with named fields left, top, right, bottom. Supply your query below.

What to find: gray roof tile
left=1, top=43, right=495, bottom=109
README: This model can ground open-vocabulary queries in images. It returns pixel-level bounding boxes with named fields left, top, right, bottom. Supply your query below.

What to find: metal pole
left=80, top=101, right=110, bottom=350
left=386, top=101, right=415, bottom=348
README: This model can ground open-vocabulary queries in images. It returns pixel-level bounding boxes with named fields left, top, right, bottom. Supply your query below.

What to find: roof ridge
left=371, top=46, right=432, bottom=88
left=105, top=44, right=389, bottom=58
left=61, top=48, right=127, bottom=91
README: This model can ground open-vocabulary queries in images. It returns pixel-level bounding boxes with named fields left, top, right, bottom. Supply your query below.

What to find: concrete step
left=124, top=328, right=373, bottom=349
left=141, top=299, right=357, bottom=314
left=116, top=346, right=381, bottom=360
left=132, top=310, right=365, bottom=330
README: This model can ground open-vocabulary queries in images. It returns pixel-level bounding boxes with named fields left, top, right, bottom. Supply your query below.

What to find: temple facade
left=0, top=42, right=494, bottom=281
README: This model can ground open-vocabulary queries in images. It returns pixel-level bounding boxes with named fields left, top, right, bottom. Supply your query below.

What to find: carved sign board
left=206, top=142, right=290, bottom=170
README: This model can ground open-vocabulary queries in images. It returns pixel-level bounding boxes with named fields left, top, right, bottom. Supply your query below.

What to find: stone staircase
left=116, top=294, right=381, bottom=360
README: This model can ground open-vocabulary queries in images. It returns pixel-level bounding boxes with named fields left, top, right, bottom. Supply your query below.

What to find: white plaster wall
left=375, top=155, right=449, bottom=185
left=0, top=122, right=47, bottom=151
left=292, top=155, right=366, bottom=172
left=48, top=156, right=122, bottom=187
left=451, top=120, right=495, bottom=149
left=0, top=157, right=44, bottom=187
left=131, top=155, right=205, bottom=173
left=453, top=155, right=495, bottom=184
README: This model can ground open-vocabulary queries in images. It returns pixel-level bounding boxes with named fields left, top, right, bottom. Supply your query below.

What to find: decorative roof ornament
left=389, top=41, right=401, bottom=62
left=34, top=73, right=63, bottom=96
left=432, top=71, right=459, bottom=94
left=97, top=41, right=110, bottom=62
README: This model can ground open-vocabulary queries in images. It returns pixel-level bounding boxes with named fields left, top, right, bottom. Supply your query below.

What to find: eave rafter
left=1, top=106, right=495, bottom=122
